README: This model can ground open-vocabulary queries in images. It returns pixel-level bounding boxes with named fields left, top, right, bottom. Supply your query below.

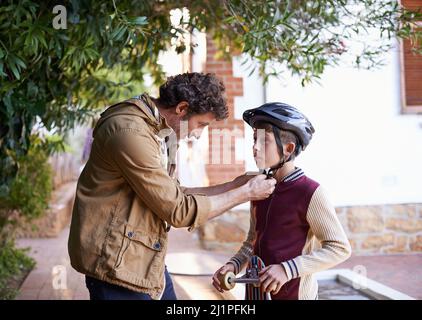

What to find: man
left=68, top=72, right=276, bottom=300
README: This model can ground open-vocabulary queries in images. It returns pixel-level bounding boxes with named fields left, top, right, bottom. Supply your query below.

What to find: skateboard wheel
left=219, top=271, right=236, bottom=290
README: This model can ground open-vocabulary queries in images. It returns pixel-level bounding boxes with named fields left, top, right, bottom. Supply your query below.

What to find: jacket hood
left=92, top=96, right=166, bottom=137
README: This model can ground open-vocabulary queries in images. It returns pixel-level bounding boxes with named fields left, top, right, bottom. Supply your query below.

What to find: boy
left=212, top=102, right=352, bottom=300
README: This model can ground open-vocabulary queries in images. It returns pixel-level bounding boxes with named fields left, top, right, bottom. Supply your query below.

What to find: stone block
left=347, top=207, right=384, bottom=233
left=385, top=218, right=422, bottom=233
left=361, top=234, right=395, bottom=250
left=383, top=236, right=409, bottom=253
left=409, top=235, right=422, bottom=252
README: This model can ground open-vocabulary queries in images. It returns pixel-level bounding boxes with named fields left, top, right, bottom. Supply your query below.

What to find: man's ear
left=175, top=101, right=189, bottom=118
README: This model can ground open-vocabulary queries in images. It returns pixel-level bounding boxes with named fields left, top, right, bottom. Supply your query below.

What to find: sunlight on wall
left=263, top=41, right=422, bottom=206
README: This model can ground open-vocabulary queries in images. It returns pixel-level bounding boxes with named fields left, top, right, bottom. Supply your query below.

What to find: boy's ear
left=285, top=142, right=296, bottom=157
left=175, top=101, right=189, bottom=117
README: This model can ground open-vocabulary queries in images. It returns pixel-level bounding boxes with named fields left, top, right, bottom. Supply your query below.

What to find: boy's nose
left=189, top=130, right=202, bottom=139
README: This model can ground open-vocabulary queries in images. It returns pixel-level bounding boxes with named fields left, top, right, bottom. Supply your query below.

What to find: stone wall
left=198, top=203, right=422, bottom=255
left=199, top=209, right=250, bottom=252
left=336, top=204, right=422, bottom=254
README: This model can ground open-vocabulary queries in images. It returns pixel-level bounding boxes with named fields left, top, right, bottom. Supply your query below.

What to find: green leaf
left=111, top=25, right=127, bottom=41
left=0, top=61, right=5, bottom=77
left=14, top=56, right=26, bottom=69
left=129, top=16, right=148, bottom=26
left=8, top=61, right=20, bottom=80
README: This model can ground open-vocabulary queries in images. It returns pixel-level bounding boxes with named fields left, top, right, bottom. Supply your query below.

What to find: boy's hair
left=254, top=121, right=300, bottom=159
left=158, top=72, right=229, bottom=120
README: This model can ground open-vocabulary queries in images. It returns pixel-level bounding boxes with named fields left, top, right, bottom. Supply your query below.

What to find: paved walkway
left=15, top=226, right=228, bottom=300
left=15, top=227, right=88, bottom=300
left=336, top=254, right=422, bottom=299
left=15, top=226, right=422, bottom=300
left=166, top=227, right=235, bottom=300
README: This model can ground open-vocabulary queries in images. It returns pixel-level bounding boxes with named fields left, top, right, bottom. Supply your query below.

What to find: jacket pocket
left=111, top=225, right=166, bottom=288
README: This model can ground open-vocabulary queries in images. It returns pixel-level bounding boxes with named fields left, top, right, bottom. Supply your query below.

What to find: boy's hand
left=212, top=263, right=236, bottom=293
left=259, top=264, right=288, bottom=295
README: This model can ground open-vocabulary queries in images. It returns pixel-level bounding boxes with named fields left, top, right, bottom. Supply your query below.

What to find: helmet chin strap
left=264, top=126, right=291, bottom=179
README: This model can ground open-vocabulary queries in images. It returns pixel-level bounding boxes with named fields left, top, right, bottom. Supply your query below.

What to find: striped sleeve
left=227, top=203, right=257, bottom=274
left=281, top=186, right=352, bottom=280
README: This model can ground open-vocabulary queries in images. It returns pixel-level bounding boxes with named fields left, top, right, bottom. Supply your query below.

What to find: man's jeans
left=85, top=267, right=177, bottom=300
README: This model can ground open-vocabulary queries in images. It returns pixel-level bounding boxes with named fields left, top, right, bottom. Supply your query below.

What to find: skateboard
left=219, top=255, right=271, bottom=300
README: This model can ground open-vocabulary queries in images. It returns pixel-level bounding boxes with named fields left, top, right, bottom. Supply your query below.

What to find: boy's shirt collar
left=282, top=167, right=304, bottom=183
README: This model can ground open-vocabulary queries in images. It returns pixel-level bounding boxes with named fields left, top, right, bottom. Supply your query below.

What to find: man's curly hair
left=158, top=72, right=229, bottom=120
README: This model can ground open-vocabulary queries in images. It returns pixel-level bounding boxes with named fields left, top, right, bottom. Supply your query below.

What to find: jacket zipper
left=258, top=193, right=275, bottom=257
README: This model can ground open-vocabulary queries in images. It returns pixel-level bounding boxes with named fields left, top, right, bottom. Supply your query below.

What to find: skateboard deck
left=245, top=255, right=271, bottom=300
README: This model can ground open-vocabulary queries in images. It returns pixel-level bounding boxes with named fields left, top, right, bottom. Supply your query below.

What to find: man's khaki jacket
left=68, top=94, right=211, bottom=299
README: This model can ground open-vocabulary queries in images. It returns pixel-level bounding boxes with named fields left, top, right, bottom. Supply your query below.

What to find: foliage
left=0, top=136, right=51, bottom=299
left=0, top=239, right=35, bottom=300
left=0, top=135, right=53, bottom=251
left=1, top=136, right=53, bottom=220
left=204, top=0, right=422, bottom=83
left=0, top=0, right=421, bottom=197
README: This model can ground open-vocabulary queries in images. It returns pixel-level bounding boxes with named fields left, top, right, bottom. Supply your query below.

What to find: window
left=400, top=0, right=422, bottom=113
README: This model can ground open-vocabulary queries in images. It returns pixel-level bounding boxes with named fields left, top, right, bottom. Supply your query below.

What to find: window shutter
left=401, top=0, right=422, bottom=113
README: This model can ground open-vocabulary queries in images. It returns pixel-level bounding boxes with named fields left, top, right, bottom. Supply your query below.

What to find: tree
left=0, top=0, right=421, bottom=198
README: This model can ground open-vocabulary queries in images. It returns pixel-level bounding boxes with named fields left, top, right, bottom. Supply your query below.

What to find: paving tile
left=14, top=289, right=40, bottom=300
left=337, top=254, right=422, bottom=299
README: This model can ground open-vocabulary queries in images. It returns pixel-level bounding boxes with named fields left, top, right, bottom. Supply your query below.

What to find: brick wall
left=204, top=36, right=245, bottom=185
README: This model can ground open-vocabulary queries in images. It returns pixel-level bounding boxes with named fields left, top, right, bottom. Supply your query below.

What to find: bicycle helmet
left=243, top=102, right=315, bottom=177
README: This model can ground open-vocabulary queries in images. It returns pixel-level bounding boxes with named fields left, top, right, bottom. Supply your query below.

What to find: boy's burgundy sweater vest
left=253, top=175, right=320, bottom=300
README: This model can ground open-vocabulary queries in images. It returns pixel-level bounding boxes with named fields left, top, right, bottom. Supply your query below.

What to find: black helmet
left=243, top=102, right=315, bottom=151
